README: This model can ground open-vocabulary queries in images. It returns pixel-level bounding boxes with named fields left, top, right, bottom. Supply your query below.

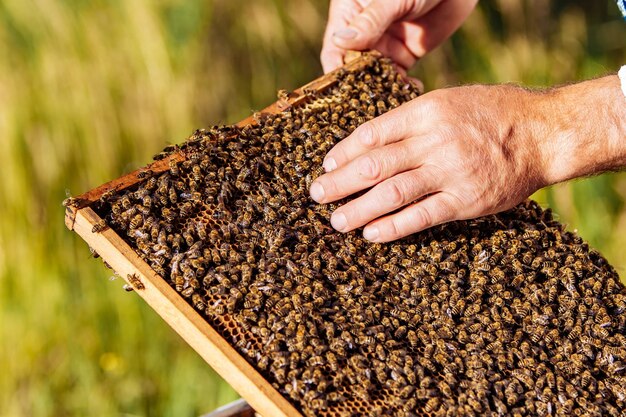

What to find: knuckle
left=383, top=179, right=406, bottom=207
left=412, top=204, right=433, bottom=229
left=416, top=166, right=436, bottom=186
left=333, top=146, right=349, bottom=167
left=388, top=217, right=403, bottom=240
left=339, top=207, right=357, bottom=227
left=440, top=196, right=460, bottom=219
left=358, top=122, right=379, bottom=148
left=437, top=194, right=461, bottom=219
left=357, top=10, right=382, bottom=34
left=323, top=177, right=339, bottom=197
left=418, top=93, right=446, bottom=117
left=358, top=155, right=382, bottom=181
left=338, top=200, right=375, bottom=231
left=315, top=177, right=335, bottom=201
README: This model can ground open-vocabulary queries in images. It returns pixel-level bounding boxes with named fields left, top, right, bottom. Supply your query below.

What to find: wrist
left=529, top=76, right=626, bottom=186
left=497, top=87, right=554, bottom=193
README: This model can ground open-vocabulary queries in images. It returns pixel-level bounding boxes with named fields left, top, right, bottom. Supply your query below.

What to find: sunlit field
left=0, top=1, right=624, bottom=415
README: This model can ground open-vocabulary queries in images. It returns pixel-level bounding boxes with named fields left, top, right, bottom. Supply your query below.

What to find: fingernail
left=331, top=212, right=348, bottom=231
left=363, top=226, right=380, bottom=241
left=333, top=29, right=357, bottom=40
left=323, top=157, right=337, bottom=172
left=310, top=182, right=325, bottom=202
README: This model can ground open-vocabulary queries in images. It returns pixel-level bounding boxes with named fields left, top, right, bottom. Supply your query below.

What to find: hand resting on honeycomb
left=313, top=0, right=626, bottom=243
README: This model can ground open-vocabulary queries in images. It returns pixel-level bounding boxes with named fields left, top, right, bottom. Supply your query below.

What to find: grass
left=0, top=0, right=624, bottom=415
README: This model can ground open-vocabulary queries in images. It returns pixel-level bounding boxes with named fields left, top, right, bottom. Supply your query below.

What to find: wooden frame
left=199, top=399, right=256, bottom=417
left=65, top=51, right=381, bottom=417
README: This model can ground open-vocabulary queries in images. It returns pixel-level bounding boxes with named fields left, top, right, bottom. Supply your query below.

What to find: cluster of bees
left=95, top=54, right=626, bottom=417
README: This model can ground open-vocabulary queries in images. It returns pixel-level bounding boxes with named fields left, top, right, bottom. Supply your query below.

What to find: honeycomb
left=92, top=54, right=626, bottom=417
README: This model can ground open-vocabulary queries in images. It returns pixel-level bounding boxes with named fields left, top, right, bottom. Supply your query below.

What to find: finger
left=311, top=139, right=424, bottom=204
left=362, top=192, right=460, bottom=242
left=389, top=0, right=478, bottom=59
left=329, top=168, right=442, bottom=232
left=372, top=33, right=419, bottom=71
left=323, top=103, right=419, bottom=172
left=333, top=0, right=441, bottom=51
left=321, top=47, right=345, bottom=74
left=321, top=0, right=359, bottom=73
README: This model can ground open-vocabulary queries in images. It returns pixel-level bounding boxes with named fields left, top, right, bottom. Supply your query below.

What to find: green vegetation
left=0, top=1, right=623, bottom=416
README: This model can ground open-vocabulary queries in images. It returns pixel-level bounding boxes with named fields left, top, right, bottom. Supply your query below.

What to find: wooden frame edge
left=199, top=399, right=256, bottom=417
left=71, top=207, right=302, bottom=417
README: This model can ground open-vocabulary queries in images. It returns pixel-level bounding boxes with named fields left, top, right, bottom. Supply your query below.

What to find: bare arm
left=537, top=75, right=626, bottom=185
left=309, top=75, right=626, bottom=242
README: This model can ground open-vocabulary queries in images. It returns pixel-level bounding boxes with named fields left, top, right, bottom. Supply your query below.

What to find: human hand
left=309, top=85, right=550, bottom=242
left=321, top=0, right=478, bottom=73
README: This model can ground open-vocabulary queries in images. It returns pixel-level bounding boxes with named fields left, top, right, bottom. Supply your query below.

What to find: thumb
left=332, top=0, right=433, bottom=50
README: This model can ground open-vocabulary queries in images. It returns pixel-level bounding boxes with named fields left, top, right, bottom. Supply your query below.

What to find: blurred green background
left=0, top=0, right=624, bottom=416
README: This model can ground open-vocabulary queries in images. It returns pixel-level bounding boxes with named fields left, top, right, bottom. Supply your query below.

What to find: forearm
left=533, top=75, right=626, bottom=186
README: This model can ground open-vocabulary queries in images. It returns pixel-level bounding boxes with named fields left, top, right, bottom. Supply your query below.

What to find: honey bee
left=137, top=169, right=153, bottom=179
left=424, top=397, right=441, bottom=413
left=277, top=89, right=290, bottom=102
left=593, top=324, right=609, bottom=339
left=188, top=292, right=205, bottom=310
left=309, top=398, right=327, bottom=411
left=92, top=219, right=108, bottom=233
left=129, top=213, right=143, bottom=229
left=161, top=208, right=176, bottom=222
left=188, top=164, right=201, bottom=182
left=62, top=196, right=84, bottom=208
left=99, top=186, right=119, bottom=204
left=127, top=273, right=144, bottom=290
left=466, top=288, right=483, bottom=303
left=144, top=176, right=158, bottom=190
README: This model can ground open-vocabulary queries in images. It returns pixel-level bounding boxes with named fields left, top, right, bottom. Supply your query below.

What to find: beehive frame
left=64, top=51, right=381, bottom=417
